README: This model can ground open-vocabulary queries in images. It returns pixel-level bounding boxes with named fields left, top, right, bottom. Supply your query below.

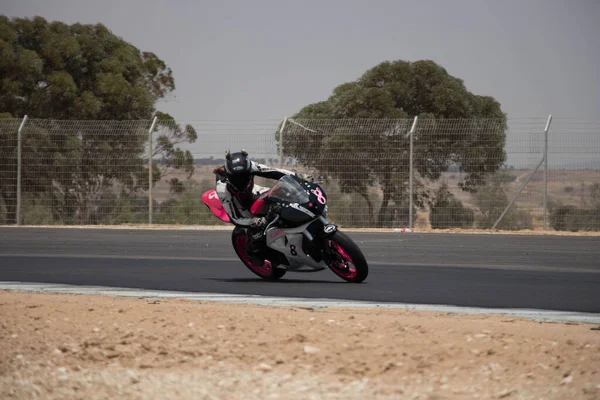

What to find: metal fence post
left=493, top=116, right=552, bottom=230
left=148, top=116, right=158, bottom=225
left=407, top=116, right=418, bottom=229
left=543, top=114, right=552, bottom=230
left=16, top=115, right=28, bottom=226
left=279, top=116, right=287, bottom=169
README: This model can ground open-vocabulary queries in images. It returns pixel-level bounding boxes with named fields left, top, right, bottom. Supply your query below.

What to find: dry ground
left=1, top=291, right=599, bottom=400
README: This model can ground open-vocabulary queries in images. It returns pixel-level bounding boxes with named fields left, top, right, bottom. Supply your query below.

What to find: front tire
left=231, top=228, right=287, bottom=281
left=324, top=231, right=369, bottom=283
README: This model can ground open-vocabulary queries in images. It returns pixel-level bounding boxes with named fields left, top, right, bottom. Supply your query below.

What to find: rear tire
left=324, top=231, right=369, bottom=283
left=231, top=228, right=287, bottom=281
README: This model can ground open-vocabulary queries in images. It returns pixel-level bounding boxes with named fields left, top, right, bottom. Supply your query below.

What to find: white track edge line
left=1, top=282, right=599, bottom=325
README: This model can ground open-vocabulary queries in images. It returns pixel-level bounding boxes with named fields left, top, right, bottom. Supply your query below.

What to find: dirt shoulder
left=1, top=291, right=599, bottom=399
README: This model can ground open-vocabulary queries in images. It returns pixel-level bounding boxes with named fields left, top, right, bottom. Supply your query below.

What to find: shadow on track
left=206, top=277, right=351, bottom=284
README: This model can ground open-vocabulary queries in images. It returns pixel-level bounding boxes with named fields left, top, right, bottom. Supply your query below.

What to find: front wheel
left=324, top=231, right=369, bottom=283
left=231, top=228, right=287, bottom=281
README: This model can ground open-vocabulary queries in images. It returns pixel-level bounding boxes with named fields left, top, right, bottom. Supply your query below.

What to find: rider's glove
left=251, top=217, right=267, bottom=229
left=297, top=173, right=314, bottom=182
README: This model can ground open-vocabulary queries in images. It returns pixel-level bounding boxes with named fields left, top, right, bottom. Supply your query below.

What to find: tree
left=282, top=59, right=507, bottom=227
left=0, top=16, right=193, bottom=224
left=0, top=16, right=173, bottom=119
left=152, top=111, right=197, bottom=193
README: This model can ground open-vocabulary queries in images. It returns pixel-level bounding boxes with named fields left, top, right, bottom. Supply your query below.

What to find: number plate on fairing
left=272, top=233, right=303, bottom=258
left=265, top=222, right=328, bottom=271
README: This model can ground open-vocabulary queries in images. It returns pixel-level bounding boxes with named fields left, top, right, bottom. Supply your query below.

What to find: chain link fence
left=1, top=116, right=599, bottom=231
left=150, top=119, right=282, bottom=226
left=542, top=119, right=600, bottom=232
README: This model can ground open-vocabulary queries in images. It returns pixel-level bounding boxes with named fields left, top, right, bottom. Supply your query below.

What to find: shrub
left=105, top=196, right=148, bottom=224
left=394, top=200, right=418, bottom=228
left=550, top=205, right=578, bottom=231
left=550, top=204, right=600, bottom=231
left=21, top=195, right=54, bottom=225
left=154, top=189, right=227, bottom=225
left=429, top=185, right=474, bottom=229
left=474, top=183, right=534, bottom=230
left=579, top=208, right=600, bottom=231
left=0, top=196, right=6, bottom=224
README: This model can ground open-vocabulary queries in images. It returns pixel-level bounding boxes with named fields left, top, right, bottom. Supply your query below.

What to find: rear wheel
left=324, top=231, right=369, bottom=283
left=231, top=228, right=287, bottom=281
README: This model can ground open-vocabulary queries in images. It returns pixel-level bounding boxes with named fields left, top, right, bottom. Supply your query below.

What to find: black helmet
left=225, top=149, right=254, bottom=196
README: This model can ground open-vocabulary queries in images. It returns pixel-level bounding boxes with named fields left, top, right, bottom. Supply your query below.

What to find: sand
left=1, top=290, right=599, bottom=399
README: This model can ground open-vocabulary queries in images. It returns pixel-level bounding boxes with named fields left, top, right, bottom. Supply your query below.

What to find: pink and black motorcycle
left=202, top=175, right=369, bottom=283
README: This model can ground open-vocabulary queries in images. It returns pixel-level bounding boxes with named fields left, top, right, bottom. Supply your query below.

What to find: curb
left=1, top=282, right=599, bottom=325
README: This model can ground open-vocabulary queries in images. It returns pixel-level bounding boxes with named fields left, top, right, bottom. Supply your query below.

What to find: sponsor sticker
left=289, top=203, right=315, bottom=217
left=324, top=224, right=336, bottom=233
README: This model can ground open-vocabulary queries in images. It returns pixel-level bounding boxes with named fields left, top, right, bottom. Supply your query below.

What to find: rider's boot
left=246, top=206, right=279, bottom=265
left=246, top=229, right=267, bottom=265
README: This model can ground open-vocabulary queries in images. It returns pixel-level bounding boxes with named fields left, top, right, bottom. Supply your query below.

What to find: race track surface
left=1, top=228, right=599, bottom=313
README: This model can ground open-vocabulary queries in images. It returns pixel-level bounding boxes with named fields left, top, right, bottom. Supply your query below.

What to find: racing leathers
left=215, top=161, right=296, bottom=229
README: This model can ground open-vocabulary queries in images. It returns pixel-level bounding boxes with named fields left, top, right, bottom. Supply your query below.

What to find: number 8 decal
left=290, top=245, right=297, bottom=256
left=311, top=188, right=326, bottom=205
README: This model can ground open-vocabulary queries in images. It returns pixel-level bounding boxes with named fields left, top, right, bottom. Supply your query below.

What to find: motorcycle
left=201, top=174, right=369, bottom=283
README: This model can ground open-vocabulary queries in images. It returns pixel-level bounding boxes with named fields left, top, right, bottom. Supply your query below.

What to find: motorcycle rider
left=213, top=149, right=311, bottom=264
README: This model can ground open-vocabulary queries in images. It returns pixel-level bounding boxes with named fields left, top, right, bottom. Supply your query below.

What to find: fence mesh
left=281, top=117, right=600, bottom=230
left=6, top=119, right=153, bottom=225
left=150, top=120, right=282, bottom=225
left=1, top=117, right=599, bottom=231
left=0, top=118, right=24, bottom=224
left=545, top=119, right=600, bottom=231
left=282, top=119, right=414, bottom=228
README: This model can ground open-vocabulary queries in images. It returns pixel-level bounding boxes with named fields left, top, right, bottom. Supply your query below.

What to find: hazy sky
left=3, top=0, right=599, bottom=123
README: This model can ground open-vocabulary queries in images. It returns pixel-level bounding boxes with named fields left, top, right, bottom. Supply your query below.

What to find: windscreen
left=267, top=176, right=310, bottom=204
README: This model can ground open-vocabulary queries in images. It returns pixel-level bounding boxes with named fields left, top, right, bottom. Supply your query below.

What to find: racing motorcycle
left=201, top=174, right=369, bottom=283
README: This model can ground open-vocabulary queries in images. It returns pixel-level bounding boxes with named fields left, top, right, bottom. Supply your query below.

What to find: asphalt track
left=0, top=227, right=599, bottom=313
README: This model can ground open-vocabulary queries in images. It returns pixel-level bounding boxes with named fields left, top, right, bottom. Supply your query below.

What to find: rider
left=214, top=149, right=310, bottom=264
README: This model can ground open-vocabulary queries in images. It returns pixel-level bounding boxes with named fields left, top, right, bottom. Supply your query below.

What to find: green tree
left=0, top=16, right=172, bottom=119
left=282, top=59, right=507, bottom=227
left=152, top=111, right=197, bottom=194
left=0, top=16, right=194, bottom=224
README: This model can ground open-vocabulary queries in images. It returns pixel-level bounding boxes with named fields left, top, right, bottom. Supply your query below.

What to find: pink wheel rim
left=235, top=236, right=273, bottom=276
left=326, top=240, right=358, bottom=280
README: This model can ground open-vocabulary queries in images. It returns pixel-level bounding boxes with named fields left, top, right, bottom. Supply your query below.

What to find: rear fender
left=201, top=190, right=231, bottom=223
